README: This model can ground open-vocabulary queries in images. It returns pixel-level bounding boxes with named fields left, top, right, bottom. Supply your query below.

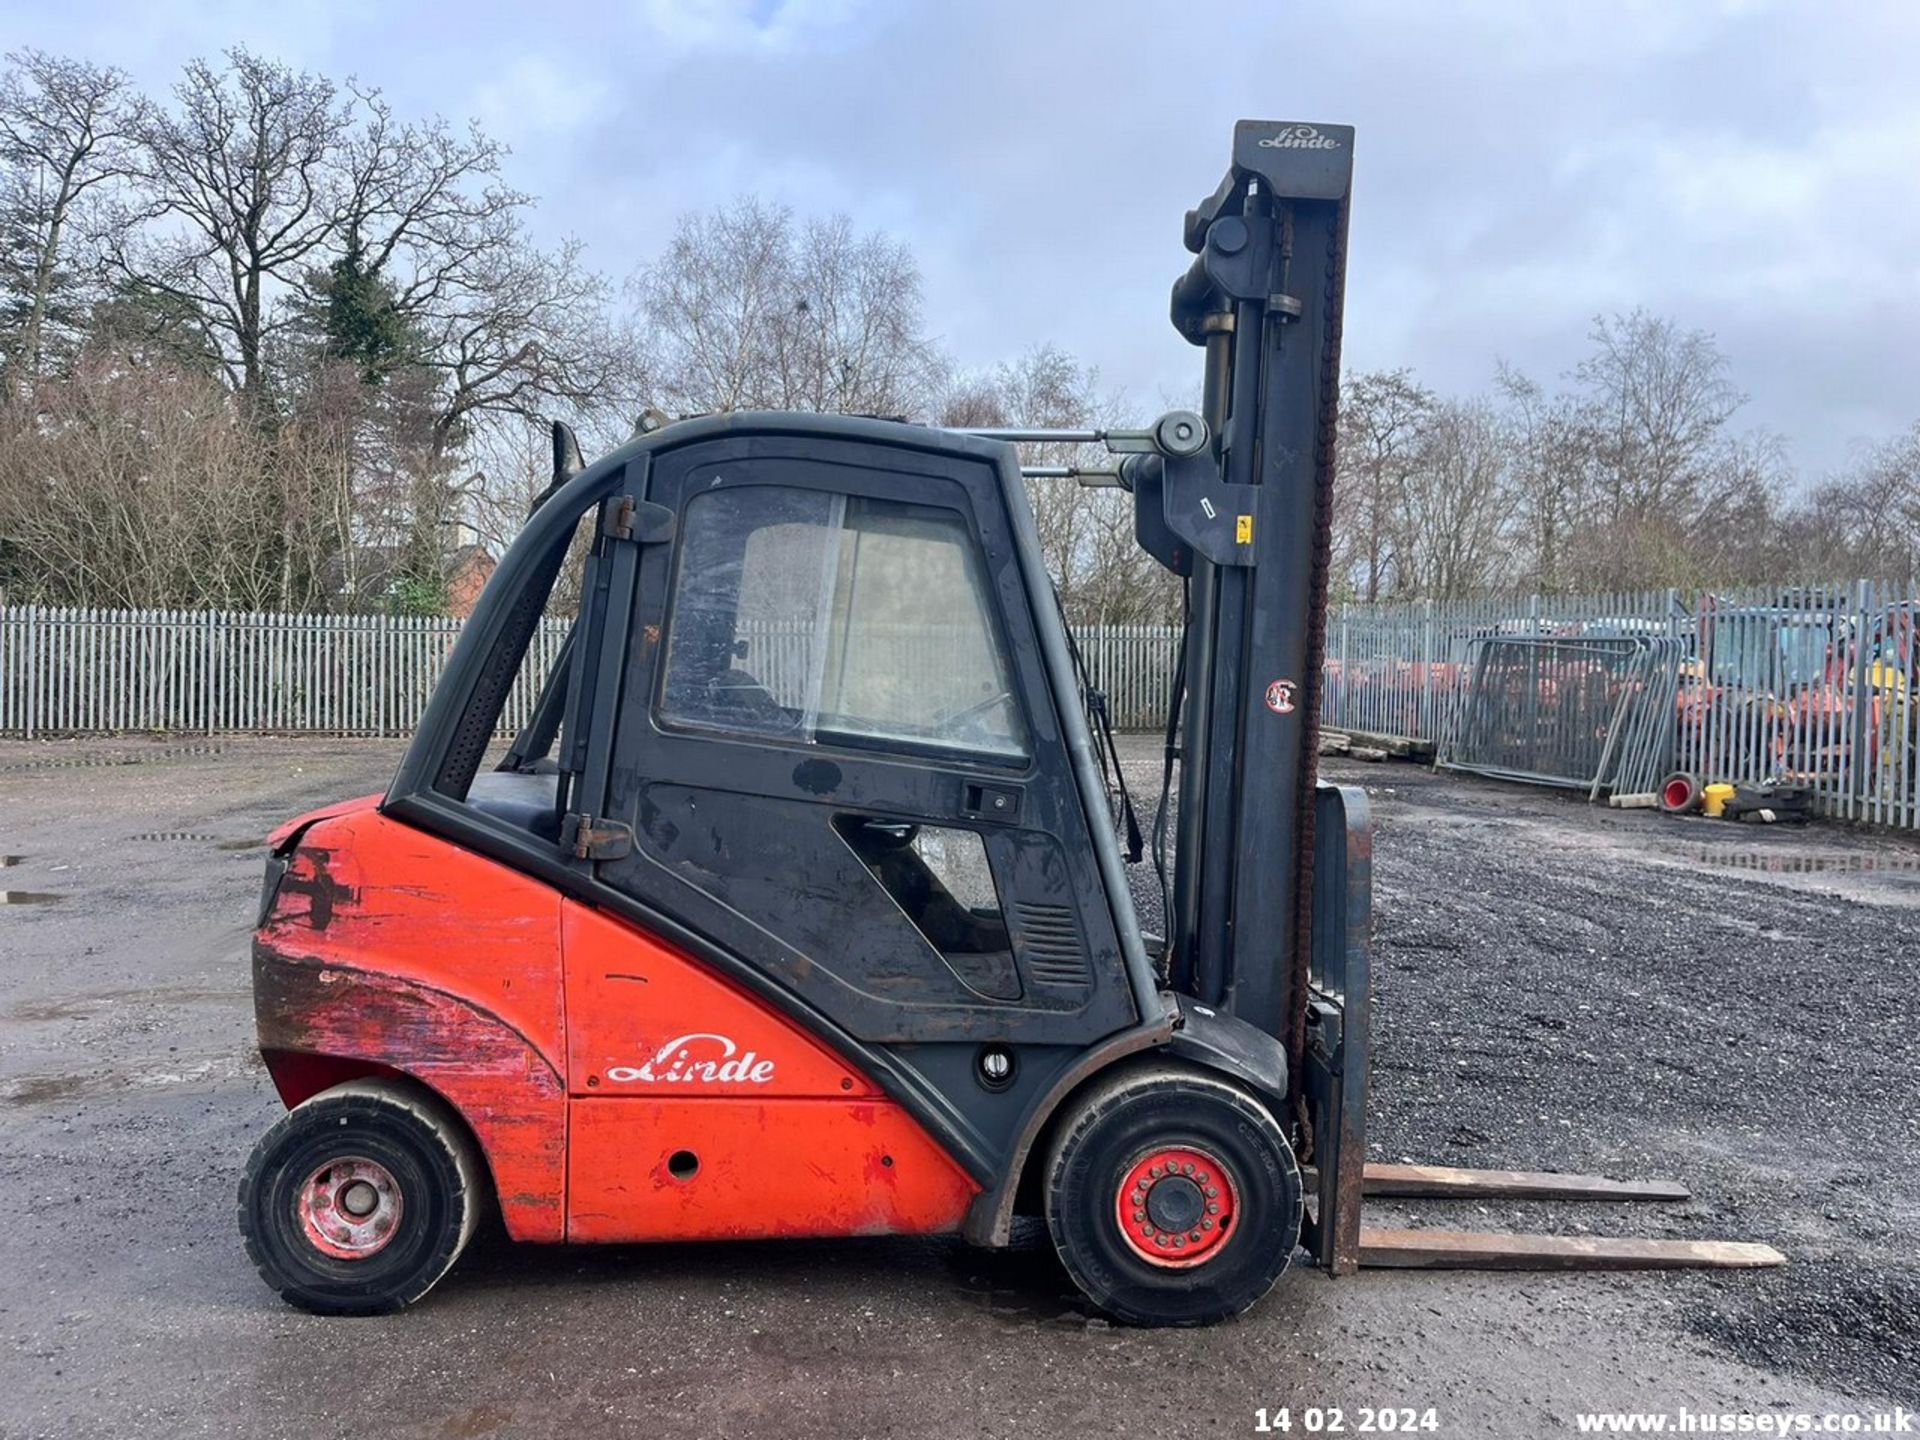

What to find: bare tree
left=1685, top=428, right=1791, bottom=584
left=0, top=50, right=134, bottom=386
left=419, top=235, right=630, bottom=457
left=1787, top=424, right=1920, bottom=584
left=1397, top=398, right=1515, bottom=600
left=0, top=357, right=305, bottom=608
left=1496, top=362, right=1591, bottom=594
left=773, top=213, right=945, bottom=416
left=940, top=345, right=1176, bottom=622
left=1568, top=310, right=1748, bottom=584
left=638, top=198, right=945, bottom=418
left=122, top=49, right=348, bottom=407
left=334, top=86, right=522, bottom=325
left=1335, top=369, right=1433, bottom=600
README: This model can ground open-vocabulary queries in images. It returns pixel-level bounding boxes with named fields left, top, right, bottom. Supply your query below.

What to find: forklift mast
left=1153, top=121, right=1352, bottom=1050
left=1122, top=120, right=1368, bottom=1268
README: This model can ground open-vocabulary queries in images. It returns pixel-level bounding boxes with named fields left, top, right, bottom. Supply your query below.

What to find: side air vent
left=1014, top=902, right=1092, bottom=988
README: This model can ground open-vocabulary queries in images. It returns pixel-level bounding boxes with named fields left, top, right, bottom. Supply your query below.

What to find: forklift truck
left=239, top=121, right=1778, bottom=1325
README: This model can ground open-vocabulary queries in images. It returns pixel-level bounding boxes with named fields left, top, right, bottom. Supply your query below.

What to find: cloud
left=468, top=55, right=613, bottom=147
left=629, top=0, right=876, bottom=53
left=3, top=0, right=1915, bottom=474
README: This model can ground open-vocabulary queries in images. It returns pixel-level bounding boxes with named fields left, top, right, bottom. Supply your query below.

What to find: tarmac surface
left=0, top=734, right=1914, bottom=1438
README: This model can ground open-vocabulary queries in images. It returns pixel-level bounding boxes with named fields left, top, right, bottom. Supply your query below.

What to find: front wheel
left=238, top=1080, right=488, bottom=1315
left=1044, top=1065, right=1302, bottom=1326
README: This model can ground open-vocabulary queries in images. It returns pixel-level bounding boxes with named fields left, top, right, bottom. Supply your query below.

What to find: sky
left=7, top=0, right=1918, bottom=481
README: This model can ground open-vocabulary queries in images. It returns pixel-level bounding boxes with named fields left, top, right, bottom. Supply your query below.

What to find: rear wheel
left=239, top=1080, right=487, bottom=1315
left=1043, top=1065, right=1302, bottom=1326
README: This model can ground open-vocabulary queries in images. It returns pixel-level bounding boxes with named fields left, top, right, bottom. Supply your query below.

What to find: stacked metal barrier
left=1436, top=635, right=1683, bottom=794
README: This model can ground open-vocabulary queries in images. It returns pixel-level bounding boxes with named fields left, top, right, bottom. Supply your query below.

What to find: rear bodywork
left=256, top=800, right=982, bottom=1244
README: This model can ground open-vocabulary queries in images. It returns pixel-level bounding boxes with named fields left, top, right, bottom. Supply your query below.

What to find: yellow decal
left=1236, top=513, right=1254, bottom=545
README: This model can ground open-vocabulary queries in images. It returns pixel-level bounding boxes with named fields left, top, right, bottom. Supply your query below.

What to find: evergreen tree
left=310, top=236, right=416, bottom=385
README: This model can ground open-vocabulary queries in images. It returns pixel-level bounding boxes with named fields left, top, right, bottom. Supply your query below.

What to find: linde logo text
left=1258, top=125, right=1340, bottom=150
left=606, top=1032, right=776, bottom=1085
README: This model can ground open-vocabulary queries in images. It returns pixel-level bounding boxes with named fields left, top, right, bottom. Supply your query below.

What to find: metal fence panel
left=1436, top=635, right=1685, bottom=796
left=6, top=585, right=1920, bottom=832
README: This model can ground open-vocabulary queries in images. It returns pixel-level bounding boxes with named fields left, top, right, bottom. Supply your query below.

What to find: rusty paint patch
left=253, top=942, right=567, bottom=1236
left=254, top=945, right=563, bottom=1086
left=274, top=847, right=358, bottom=930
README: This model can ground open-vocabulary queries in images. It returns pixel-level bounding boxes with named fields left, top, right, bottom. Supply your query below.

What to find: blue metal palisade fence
left=4, top=584, right=1920, bottom=829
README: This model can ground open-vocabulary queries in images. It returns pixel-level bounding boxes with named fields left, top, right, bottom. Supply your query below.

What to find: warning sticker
left=1236, top=514, right=1254, bottom=545
left=1264, top=679, right=1296, bottom=715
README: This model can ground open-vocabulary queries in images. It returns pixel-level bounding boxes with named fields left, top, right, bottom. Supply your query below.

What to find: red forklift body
left=255, top=802, right=979, bottom=1245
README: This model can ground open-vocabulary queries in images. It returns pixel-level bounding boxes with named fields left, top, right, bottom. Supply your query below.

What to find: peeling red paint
left=256, top=808, right=568, bottom=1241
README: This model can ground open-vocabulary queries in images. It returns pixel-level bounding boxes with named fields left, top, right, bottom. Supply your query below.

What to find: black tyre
left=238, top=1080, right=488, bottom=1315
left=1043, top=1064, right=1302, bottom=1327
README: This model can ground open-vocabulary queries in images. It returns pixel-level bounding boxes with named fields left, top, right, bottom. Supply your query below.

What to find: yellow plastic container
left=1702, top=782, right=1735, bottom=819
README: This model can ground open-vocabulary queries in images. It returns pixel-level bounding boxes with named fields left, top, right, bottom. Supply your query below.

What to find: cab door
left=570, top=431, right=1140, bottom=1176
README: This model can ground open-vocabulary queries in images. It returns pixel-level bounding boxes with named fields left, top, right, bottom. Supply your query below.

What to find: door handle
left=960, top=781, right=1023, bottom=823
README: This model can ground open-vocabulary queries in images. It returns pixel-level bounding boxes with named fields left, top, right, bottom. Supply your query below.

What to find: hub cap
left=1115, top=1145, right=1238, bottom=1269
left=297, top=1157, right=404, bottom=1260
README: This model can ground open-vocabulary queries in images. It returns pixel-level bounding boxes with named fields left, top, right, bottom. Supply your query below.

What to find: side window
left=839, top=819, right=1020, bottom=1001
left=660, top=485, right=1029, bottom=761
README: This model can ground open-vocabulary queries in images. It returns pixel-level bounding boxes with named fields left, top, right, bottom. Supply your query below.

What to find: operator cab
left=387, top=416, right=1165, bottom=1192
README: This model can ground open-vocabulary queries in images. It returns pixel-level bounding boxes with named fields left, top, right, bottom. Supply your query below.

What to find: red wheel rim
left=1114, top=1145, right=1238, bottom=1268
left=296, top=1156, right=404, bottom=1260
left=1663, top=777, right=1693, bottom=809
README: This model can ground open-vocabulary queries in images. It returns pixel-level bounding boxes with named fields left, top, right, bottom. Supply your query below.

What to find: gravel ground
left=0, top=734, right=1914, bottom=1437
left=1346, top=760, right=1920, bottom=1401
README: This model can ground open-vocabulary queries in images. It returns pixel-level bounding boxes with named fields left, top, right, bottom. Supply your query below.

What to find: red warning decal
left=1264, top=679, right=1297, bottom=715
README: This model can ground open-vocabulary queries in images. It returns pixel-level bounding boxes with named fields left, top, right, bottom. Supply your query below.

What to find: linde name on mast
left=1257, top=125, right=1340, bottom=150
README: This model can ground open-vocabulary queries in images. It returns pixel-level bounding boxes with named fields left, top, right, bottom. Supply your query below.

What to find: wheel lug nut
left=1206, top=1186, right=1218, bottom=1198
left=1133, top=1210, right=1145, bottom=1222
left=1207, top=1202, right=1220, bottom=1214
left=1196, top=1171, right=1209, bottom=1183
left=1189, top=1231, right=1201, bottom=1242
left=1202, top=1219, right=1214, bottom=1231
left=1155, top=1235, right=1169, bottom=1246
left=1181, top=1163, right=1194, bottom=1175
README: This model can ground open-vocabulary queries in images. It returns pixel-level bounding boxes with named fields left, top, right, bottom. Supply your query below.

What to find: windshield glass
left=660, top=485, right=1029, bottom=761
